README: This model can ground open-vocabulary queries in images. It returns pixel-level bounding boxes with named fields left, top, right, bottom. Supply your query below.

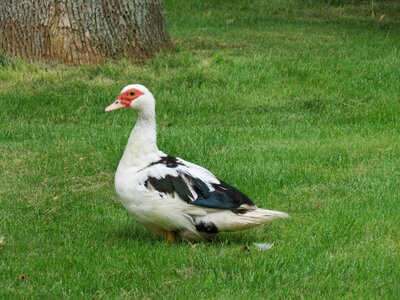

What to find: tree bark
left=0, top=0, right=171, bottom=64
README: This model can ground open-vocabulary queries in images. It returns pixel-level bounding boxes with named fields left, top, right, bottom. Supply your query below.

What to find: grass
left=1, top=0, right=400, bottom=298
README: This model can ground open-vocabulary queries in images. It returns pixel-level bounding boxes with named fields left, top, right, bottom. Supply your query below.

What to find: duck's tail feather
left=197, top=205, right=288, bottom=232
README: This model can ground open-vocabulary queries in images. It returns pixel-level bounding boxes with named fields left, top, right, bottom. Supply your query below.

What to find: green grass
left=1, top=0, right=400, bottom=298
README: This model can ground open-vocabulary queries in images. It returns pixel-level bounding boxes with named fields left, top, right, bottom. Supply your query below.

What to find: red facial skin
left=117, top=88, right=145, bottom=107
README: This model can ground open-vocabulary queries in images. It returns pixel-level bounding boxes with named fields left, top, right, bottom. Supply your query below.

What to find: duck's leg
left=166, top=231, right=176, bottom=243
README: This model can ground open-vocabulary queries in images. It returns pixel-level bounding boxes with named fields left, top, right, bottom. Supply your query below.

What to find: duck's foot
left=166, top=231, right=176, bottom=243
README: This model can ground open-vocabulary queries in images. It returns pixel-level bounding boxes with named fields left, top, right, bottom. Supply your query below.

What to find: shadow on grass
left=108, top=221, right=275, bottom=247
left=109, top=223, right=158, bottom=243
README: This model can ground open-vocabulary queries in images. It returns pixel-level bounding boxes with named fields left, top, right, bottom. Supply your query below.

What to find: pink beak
left=104, top=100, right=125, bottom=112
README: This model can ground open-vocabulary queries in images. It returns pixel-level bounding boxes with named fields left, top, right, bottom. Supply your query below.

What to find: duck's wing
left=138, top=154, right=255, bottom=210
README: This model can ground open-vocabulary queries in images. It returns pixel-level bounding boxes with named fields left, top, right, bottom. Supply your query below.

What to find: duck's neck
left=119, top=102, right=159, bottom=168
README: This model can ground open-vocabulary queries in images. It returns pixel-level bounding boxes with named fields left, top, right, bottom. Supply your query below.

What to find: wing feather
left=141, top=155, right=255, bottom=209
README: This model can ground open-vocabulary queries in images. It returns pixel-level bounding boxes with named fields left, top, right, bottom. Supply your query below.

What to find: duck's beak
left=104, top=100, right=125, bottom=112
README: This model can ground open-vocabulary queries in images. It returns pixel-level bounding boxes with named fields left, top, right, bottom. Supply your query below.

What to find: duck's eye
left=130, top=91, right=135, bottom=96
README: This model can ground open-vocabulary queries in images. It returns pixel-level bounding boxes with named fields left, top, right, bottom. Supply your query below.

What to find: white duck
left=104, top=84, right=288, bottom=242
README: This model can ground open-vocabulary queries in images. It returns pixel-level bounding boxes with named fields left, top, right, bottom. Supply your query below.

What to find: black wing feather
left=171, top=175, right=193, bottom=204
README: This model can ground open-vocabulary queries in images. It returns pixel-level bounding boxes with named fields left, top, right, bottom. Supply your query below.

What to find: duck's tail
left=199, top=205, right=289, bottom=232
left=240, top=207, right=289, bottom=226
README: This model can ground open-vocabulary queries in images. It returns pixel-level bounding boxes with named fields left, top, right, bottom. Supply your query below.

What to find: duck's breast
left=114, top=166, right=195, bottom=232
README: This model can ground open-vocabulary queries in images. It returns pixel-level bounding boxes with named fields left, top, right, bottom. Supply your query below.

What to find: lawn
left=1, top=0, right=400, bottom=298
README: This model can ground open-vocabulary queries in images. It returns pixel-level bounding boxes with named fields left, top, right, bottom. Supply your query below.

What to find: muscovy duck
left=104, top=84, right=288, bottom=242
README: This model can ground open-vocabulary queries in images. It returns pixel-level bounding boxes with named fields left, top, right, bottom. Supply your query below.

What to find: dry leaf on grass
left=18, top=274, right=28, bottom=281
left=241, top=245, right=251, bottom=252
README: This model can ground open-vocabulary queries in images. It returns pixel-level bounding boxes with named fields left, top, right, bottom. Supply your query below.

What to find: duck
left=104, top=84, right=288, bottom=242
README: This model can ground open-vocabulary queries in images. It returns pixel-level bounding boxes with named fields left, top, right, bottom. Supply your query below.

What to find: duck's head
left=104, top=84, right=154, bottom=112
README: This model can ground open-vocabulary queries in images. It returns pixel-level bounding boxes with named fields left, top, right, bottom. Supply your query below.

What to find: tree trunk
left=0, top=0, right=171, bottom=64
